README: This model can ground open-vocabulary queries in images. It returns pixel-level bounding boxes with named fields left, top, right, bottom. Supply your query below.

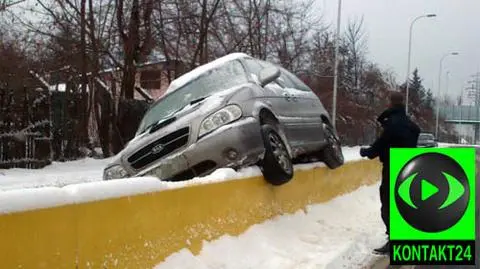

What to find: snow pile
left=63, top=177, right=171, bottom=204
left=0, top=157, right=113, bottom=191
left=0, top=187, right=71, bottom=214
left=0, top=146, right=365, bottom=192
left=294, top=146, right=366, bottom=171
left=0, top=146, right=368, bottom=213
left=154, top=182, right=385, bottom=269
left=438, top=142, right=478, bottom=148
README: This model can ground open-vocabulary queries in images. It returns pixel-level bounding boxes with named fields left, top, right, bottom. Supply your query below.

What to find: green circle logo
left=394, top=152, right=470, bottom=232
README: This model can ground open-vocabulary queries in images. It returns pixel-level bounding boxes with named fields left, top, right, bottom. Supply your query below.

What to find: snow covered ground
left=154, top=182, right=386, bottom=269
left=0, top=146, right=364, bottom=191
left=0, top=157, right=114, bottom=191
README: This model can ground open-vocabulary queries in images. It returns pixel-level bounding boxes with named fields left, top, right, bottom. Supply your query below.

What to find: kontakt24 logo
left=389, top=147, right=476, bottom=265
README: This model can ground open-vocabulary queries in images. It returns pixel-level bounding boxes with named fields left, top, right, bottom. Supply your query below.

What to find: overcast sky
left=317, top=0, right=480, bottom=105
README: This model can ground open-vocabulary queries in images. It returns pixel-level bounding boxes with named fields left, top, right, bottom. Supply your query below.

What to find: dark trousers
left=379, top=164, right=390, bottom=236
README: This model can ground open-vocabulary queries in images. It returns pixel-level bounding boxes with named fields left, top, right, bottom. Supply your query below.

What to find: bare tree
left=344, top=15, right=367, bottom=93
left=115, top=0, right=154, bottom=99
left=382, top=68, right=398, bottom=91
left=270, top=0, right=324, bottom=71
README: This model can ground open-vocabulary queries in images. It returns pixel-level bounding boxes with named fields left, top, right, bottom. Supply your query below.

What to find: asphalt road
left=369, top=147, right=479, bottom=269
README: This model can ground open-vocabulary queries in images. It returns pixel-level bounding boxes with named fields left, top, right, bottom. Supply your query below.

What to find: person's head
left=389, top=91, right=404, bottom=108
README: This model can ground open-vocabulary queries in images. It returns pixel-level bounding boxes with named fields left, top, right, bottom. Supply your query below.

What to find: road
left=369, top=147, right=479, bottom=269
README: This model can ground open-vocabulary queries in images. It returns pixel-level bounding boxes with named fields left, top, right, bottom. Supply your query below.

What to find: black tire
left=320, top=123, right=344, bottom=169
left=259, top=124, right=294, bottom=185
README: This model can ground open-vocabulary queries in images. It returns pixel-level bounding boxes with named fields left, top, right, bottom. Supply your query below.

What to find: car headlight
left=103, top=165, right=129, bottom=180
left=198, top=105, right=242, bottom=137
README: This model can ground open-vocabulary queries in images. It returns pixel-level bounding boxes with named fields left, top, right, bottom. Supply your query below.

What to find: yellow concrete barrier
left=0, top=205, right=77, bottom=269
left=0, top=159, right=381, bottom=269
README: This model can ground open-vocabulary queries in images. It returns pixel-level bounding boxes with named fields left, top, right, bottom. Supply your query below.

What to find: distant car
left=103, top=53, right=344, bottom=185
left=417, top=133, right=437, bottom=148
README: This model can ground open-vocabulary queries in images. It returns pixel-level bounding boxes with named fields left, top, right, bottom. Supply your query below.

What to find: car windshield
left=419, top=134, right=434, bottom=140
left=136, top=60, right=248, bottom=135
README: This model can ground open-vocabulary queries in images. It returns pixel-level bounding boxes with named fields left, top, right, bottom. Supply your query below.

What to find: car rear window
left=419, top=134, right=434, bottom=140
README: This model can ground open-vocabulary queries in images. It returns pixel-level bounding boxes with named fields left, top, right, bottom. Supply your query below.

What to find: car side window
left=257, top=60, right=294, bottom=89
left=243, top=58, right=264, bottom=78
left=277, top=70, right=298, bottom=89
left=280, top=68, right=313, bottom=92
left=222, top=59, right=249, bottom=80
left=246, top=59, right=283, bottom=88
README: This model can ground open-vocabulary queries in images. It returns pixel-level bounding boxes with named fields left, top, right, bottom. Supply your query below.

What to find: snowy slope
left=154, top=182, right=386, bottom=269
left=0, top=147, right=365, bottom=191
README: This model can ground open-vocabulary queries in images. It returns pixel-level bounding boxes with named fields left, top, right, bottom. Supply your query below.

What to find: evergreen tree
left=424, top=88, right=434, bottom=109
left=409, top=68, right=426, bottom=104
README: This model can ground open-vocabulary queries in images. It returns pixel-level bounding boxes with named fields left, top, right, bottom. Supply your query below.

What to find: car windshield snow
left=136, top=60, right=248, bottom=135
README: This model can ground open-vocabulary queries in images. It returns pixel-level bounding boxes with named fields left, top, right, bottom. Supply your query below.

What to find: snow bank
left=63, top=176, right=172, bottom=204
left=0, top=146, right=369, bottom=213
left=294, top=146, right=365, bottom=171
left=0, top=187, right=71, bottom=214
left=154, top=182, right=385, bottom=269
left=438, top=142, right=479, bottom=148
left=0, top=157, right=113, bottom=191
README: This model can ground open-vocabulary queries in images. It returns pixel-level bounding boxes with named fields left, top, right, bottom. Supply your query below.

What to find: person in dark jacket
left=360, top=91, right=421, bottom=254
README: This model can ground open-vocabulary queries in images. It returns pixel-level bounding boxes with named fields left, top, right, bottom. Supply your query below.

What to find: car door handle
left=282, top=93, right=299, bottom=102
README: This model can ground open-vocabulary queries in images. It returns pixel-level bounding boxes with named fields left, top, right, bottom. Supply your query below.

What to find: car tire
left=259, top=124, right=294, bottom=185
left=320, top=123, right=344, bottom=169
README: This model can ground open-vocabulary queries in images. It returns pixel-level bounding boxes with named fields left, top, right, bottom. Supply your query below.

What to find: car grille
left=127, top=127, right=190, bottom=170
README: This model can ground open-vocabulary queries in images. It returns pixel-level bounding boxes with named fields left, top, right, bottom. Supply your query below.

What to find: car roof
left=164, top=52, right=252, bottom=96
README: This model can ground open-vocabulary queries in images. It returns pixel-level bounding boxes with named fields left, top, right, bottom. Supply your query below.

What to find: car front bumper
left=135, top=117, right=265, bottom=181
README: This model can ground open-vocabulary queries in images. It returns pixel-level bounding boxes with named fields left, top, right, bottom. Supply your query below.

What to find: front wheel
left=259, top=124, right=294, bottom=185
left=320, top=123, right=344, bottom=169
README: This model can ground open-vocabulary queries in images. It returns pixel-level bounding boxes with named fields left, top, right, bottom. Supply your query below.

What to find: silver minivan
left=103, top=53, right=344, bottom=185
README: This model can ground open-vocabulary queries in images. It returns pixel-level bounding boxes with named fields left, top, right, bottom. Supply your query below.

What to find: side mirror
left=258, top=66, right=281, bottom=87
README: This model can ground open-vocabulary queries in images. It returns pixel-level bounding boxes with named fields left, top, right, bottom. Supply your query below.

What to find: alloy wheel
left=325, top=125, right=344, bottom=163
left=268, top=132, right=293, bottom=174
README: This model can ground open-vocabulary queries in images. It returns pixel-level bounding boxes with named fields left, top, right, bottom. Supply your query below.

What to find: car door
left=263, top=64, right=315, bottom=147
left=278, top=68, right=325, bottom=147
left=241, top=58, right=303, bottom=144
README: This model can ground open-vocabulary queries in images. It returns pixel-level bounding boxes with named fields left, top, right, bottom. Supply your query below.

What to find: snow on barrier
left=0, top=159, right=380, bottom=269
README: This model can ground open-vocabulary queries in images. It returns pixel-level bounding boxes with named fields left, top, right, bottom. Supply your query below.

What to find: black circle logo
left=394, top=152, right=469, bottom=233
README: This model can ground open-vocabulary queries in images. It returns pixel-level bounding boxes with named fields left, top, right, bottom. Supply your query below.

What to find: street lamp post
left=435, top=52, right=459, bottom=139
left=405, top=14, right=436, bottom=115
left=332, top=0, right=342, bottom=128
left=445, top=71, right=450, bottom=101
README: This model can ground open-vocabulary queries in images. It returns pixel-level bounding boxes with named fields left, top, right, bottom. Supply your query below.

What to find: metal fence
left=0, top=87, right=53, bottom=169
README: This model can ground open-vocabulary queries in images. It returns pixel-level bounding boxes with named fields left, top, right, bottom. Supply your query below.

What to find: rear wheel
left=259, top=124, right=294, bottom=185
left=320, top=123, right=344, bottom=169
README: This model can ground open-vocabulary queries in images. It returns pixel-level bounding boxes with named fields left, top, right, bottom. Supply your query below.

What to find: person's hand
left=359, top=147, right=369, bottom=157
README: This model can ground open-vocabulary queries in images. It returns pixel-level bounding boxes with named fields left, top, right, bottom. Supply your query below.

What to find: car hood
left=418, top=139, right=435, bottom=144
left=106, top=84, right=251, bottom=167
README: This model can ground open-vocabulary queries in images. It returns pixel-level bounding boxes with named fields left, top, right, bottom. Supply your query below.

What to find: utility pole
left=332, top=0, right=342, bottom=128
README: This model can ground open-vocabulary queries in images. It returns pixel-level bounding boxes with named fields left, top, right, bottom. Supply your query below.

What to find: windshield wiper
left=168, top=96, right=209, bottom=116
left=140, top=96, right=209, bottom=135
left=189, top=96, right=208, bottom=105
